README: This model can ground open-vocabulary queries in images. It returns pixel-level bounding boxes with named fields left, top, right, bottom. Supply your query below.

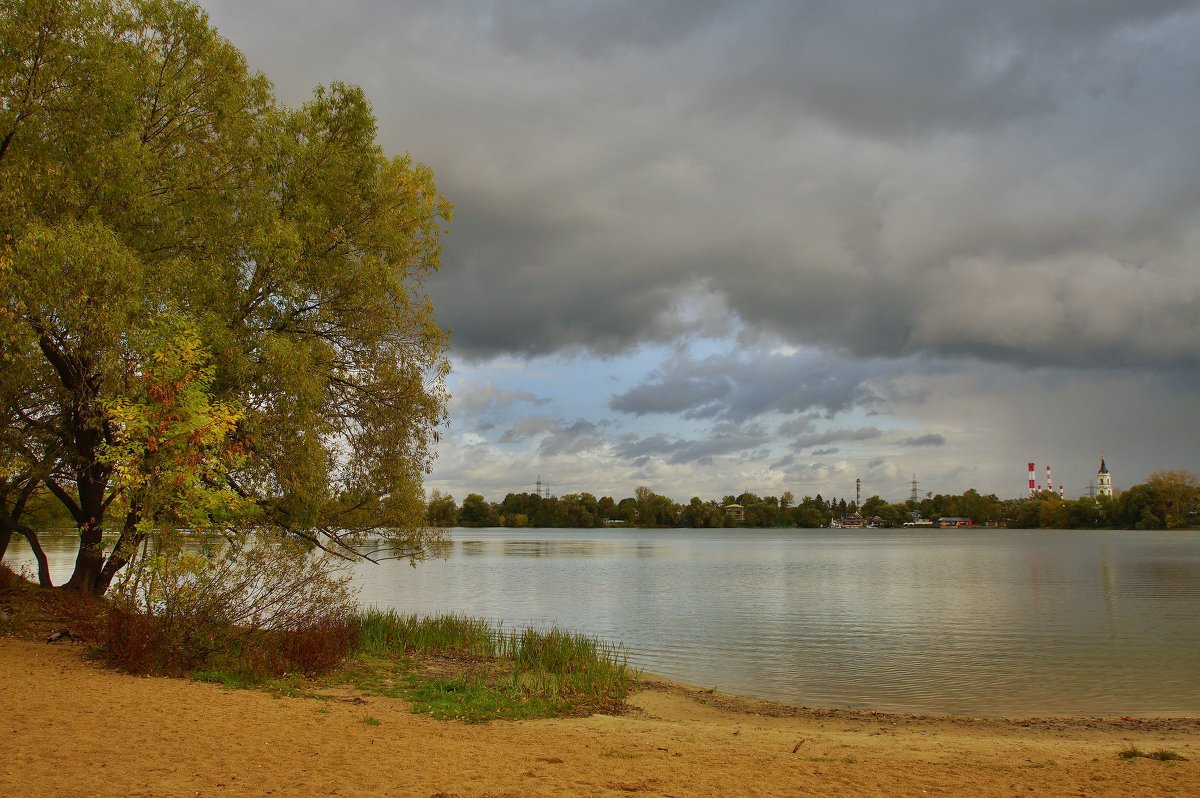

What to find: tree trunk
left=63, top=462, right=109, bottom=594
left=0, top=520, right=11, bottom=562
left=19, top=527, right=53, bottom=588
left=95, top=504, right=143, bottom=596
left=61, top=414, right=113, bottom=594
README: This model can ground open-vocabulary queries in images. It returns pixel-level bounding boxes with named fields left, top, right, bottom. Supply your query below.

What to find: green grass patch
left=348, top=609, right=636, bottom=722
left=405, top=675, right=561, bottom=722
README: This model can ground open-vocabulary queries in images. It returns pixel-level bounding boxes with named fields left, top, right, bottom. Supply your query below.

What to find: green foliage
left=1, top=0, right=452, bottom=591
left=424, top=490, right=459, bottom=527
left=458, top=492, right=498, bottom=526
left=358, top=610, right=495, bottom=658
left=100, top=321, right=252, bottom=541
left=434, top=469, right=1198, bottom=531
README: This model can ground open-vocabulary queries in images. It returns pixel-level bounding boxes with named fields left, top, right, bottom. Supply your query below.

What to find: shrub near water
left=99, top=535, right=360, bottom=681
left=355, top=609, right=635, bottom=720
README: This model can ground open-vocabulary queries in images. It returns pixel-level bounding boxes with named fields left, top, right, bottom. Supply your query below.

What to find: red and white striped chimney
left=1028, top=462, right=1036, bottom=495
left=1046, top=465, right=1052, bottom=495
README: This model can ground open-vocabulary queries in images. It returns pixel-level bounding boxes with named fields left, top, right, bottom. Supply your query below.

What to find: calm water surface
left=11, top=527, right=1200, bottom=717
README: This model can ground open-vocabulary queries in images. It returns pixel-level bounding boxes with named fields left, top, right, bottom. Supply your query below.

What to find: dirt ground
left=3, top=639, right=1197, bottom=797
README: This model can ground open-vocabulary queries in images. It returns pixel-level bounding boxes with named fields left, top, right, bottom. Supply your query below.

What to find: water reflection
left=7, top=527, right=1200, bottom=716
left=458, top=540, right=489, bottom=557
left=501, top=539, right=608, bottom=557
left=1124, top=559, right=1200, bottom=595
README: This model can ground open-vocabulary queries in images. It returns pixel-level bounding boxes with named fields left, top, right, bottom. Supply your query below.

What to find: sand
left=2, top=639, right=1197, bottom=798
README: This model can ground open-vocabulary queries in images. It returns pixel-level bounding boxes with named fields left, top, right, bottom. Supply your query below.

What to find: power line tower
left=909, top=474, right=920, bottom=503
left=534, top=474, right=551, bottom=499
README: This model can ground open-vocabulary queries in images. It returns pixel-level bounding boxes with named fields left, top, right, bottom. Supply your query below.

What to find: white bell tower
left=1096, top=454, right=1113, bottom=498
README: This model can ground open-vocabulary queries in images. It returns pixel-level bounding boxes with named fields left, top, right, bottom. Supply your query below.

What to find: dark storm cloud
left=698, top=0, right=1199, bottom=138
left=201, top=0, right=1200, bottom=371
left=489, top=0, right=733, bottom=60
left=416, top=1, right=1200, bottom=369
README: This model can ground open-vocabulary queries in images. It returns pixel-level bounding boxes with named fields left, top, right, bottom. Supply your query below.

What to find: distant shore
left=4, top=638, right=1198, bottom=798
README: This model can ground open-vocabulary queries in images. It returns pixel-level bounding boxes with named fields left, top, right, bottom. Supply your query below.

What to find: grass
left=345, top=609, right=636, bottom=722
left=1119, top=745, right=1188, bottom=762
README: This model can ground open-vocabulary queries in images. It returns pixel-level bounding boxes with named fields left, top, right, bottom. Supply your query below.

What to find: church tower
left=1096, top=454, right=1113, bottom=498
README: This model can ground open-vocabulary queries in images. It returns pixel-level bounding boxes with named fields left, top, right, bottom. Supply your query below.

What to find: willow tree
left=0, top=0, right=451, bottom=594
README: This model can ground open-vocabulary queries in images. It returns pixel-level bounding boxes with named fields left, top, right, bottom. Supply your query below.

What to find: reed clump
left=353, top=608, right=636, bottom=721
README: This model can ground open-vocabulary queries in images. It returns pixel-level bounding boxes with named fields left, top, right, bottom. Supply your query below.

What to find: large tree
left=0, top=0, right=452, bottom=593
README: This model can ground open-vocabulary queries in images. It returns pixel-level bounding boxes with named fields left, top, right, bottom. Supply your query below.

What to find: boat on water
left=831, top=513, right=877, bottom=529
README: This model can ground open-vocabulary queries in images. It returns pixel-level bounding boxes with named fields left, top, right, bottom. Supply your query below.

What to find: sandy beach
left=2, top=639, right=1197, bottom=797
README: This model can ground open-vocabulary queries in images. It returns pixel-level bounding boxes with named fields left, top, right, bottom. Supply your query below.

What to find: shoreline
left=4, top=638, right=1198, bottom=797
left=636, top=671, right=1200, bottom=734
left=633, top=668, right=1200, bottom=729
left=631, top=654, right=1200, bottom=722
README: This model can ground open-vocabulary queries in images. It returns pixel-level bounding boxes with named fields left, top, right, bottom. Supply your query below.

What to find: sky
left=199, top=0, right=1200, bottom=505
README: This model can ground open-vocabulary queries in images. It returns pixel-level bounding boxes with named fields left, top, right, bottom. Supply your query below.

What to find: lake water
left=8, top=527, right=1199, bottom=717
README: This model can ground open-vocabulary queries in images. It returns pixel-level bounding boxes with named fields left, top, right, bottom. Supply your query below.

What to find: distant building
left=1097, top=455, right=1113, bottom=498
left=933, top=517, right=975, bottom=528
left=723, top=503, right=745, bottom=522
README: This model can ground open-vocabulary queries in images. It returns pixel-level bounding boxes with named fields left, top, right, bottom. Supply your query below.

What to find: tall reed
left=355, top=608, right=635, bottom=711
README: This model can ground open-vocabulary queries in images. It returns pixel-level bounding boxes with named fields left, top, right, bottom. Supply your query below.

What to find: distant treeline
left=427, top=470, right=1199, bottom=530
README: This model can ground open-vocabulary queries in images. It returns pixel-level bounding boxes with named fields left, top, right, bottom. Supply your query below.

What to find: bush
left=98, top=533, right=359, bottom=679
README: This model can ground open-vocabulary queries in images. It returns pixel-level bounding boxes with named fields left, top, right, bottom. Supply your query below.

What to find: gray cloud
left=499, top=417, right=561, bottom=443
left=610, top=351, right=883, bottom=422
left=900, top=434, right=947, bottom=448
left=498, top=417, right=608, bottom=457
left=203, top=0, right=1200, bottom=370
left=452, top=379, right=548, bottom=418
left=789, top=427, right=884, bottom=453
left=538, top=419, right=607, bottom=457
left=615, top=423, right=769, bottom=466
